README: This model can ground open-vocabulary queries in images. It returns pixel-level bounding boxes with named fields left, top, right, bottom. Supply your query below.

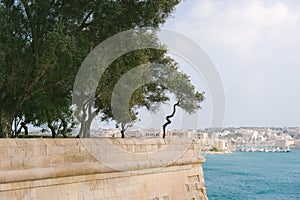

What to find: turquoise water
left=203, top=149, right=300, bottom=200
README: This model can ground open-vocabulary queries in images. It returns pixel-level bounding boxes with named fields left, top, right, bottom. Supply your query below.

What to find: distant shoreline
left=204, top=150, right=233, bottom=155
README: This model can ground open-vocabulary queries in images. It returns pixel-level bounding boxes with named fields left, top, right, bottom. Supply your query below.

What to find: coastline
left=204, top=150, right=233, bottom=155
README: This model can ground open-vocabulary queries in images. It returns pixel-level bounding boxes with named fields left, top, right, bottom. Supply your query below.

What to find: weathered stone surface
left=0, top=138, right=207, bottom=200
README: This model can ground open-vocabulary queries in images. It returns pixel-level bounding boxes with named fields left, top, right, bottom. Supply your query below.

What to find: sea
left=203, top=148, right=300, bottom=200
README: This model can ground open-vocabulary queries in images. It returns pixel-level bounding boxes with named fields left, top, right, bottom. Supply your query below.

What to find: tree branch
left=73, top=10, right=93, bottom=34
left=162, top=101, right=179, bottom=138
left=21, top=0, right=38, bottom=66
left=20, top=1, right=52, bottom=104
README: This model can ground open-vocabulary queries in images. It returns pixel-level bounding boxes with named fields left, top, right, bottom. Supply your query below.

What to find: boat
left=236, top=146, right=291, bottom=153
left=275, top=147, right=281, bottom=152
left=265, top=148, right=271, bottom=152
left=284, top=147, right=291, bottom=153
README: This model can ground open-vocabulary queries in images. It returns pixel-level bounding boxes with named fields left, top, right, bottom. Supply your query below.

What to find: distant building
left=126, top=128, right=160, bottom=137
left=143, top=129, right=160, bottom=137
left=165, top=130, right=209, bottom=141
left=126, top=129, right=142, bottom=137
left=213, top=140, right=227, bottom=151
left=91, top=128, right=120, bottom=137
left=193, top=132, right=208, bottom=141
left=294, top=139, right=300, bottom=147
left=166, top=130, right=188, bottom=138
left=275, top=140, right=289, bottom=148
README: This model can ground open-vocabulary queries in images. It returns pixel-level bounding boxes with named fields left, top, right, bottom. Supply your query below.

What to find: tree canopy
left=0, top=0, right=181, bottom=137
left=0, top=0, right=204, bottom=138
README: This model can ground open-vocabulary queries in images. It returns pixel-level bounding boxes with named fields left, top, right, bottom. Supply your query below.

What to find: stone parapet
left=0, top=138, right=207, bottom=200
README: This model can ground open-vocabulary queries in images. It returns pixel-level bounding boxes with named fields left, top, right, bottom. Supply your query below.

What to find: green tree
left=91, top=46, right=204, bottom=138
left=0, top=0, right=180, bottom=137
left=150, top=64, right=205, bottom=138
left=19, top=30, right=79, bottom=138
left=77, top=47, right=172, bottom=138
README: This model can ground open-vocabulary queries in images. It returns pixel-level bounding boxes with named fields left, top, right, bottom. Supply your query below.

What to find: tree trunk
left=22, top=122, right=28, bottom=135
left=60, top=118, right=68, bottom=138
left=48, top=123, right=56, bottom=138
left=83, top=103, right=97, bottom=138
left=81, top=116, right=95, bottom=138
left=120, top=123, right=126, bottom=138
left=13, top=117, right=21, bottom=137
left=121, top=130, right=125, bottom=138
left=78, top=101, right=88, bottom=138
left=85, top=119, right=91, bottom=138
left=17, top=122, right=28, bottom=136
left=162, top=101, right=180, bottom=138
left=83, top=111, right=97, bottom=138
left=0, top=112, right=14, bottom=138
left=79, top=120, right=85, bottom=138
left=79, top=101, right=97, bottom=138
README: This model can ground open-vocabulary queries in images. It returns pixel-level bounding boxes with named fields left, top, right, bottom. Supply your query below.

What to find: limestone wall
left=0, top=138, right=207, bottom=200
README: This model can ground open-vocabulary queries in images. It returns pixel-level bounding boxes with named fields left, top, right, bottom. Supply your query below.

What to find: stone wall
left=0, top=138, right=207, bottom=200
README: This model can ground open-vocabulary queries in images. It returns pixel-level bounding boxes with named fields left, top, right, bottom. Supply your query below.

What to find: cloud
left=172, top=0, right=300, bottom=57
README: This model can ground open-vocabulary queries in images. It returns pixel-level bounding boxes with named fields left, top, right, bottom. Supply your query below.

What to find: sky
left=161, top=0, right=300, bottom=128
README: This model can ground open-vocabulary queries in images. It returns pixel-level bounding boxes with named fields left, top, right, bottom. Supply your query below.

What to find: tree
left=73, top=26, right=205, bottom=139
left=21, top=87, right=76, bottom=138
left=149, top=64, right=205, bottom=138
left=0, top=0, right=181, bottom=137
left=77, top=47, right=172, bottom=138
left=19, top=30, right=79, bottom=138
left=91, top=46, right=204, bottom=138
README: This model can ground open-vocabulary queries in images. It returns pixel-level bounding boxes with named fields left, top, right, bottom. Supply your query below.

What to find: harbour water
left=203, top=148, right=300, bottom=200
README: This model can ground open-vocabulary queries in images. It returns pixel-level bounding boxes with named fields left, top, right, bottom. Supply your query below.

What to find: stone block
left=0, top=148, right=8, bottom=158
left=64, top=154, right=85, bottom=163
left=49, top=155, right=65, bottom=165
left=0, top=157, right=11, bottom=169
left=54, top=139, right=79, bottom=146
left=11, top=147, right=26, bottom=158
left=10, top=158, right=23, bottom=169
left=0, top=139, right=17, bottom=147
left=31, top=145, right=47, bottom=156
left=64, top=146, right=80, bottom=154
left=23, top=156, right=49, bottom=168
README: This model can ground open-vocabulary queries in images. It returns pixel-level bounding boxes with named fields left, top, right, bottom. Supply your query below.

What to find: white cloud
left=172, top=0, right=300, bottom=57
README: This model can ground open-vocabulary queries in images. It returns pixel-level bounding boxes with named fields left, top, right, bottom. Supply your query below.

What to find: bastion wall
left=0, top=138, right=207, bottom=200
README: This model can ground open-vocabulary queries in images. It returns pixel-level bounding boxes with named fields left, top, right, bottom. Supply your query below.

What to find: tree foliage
left=149, top=63, right=205, bottom=138
left=97, top=48, right=173, bottom=138
left=0, top=0, right=181, bottom=137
